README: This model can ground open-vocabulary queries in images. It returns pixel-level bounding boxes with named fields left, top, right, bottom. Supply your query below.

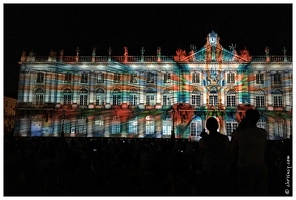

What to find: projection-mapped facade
left=15, top=31, right=292, bottom=140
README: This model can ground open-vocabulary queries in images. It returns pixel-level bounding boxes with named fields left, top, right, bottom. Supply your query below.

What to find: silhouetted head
left=245, top=109, right=260, bottom=124
left=206, top=117, right=219, bottom=133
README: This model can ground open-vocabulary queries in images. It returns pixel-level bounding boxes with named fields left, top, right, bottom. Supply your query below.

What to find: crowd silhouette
left=4, top=130, right=292, bottom=196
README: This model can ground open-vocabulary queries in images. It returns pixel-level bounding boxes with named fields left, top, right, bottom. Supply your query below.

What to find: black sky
left=3, top=4, right=293, bottom=97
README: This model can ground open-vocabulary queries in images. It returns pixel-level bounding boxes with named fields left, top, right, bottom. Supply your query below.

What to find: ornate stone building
left=14, top=31, right=292, bottom=140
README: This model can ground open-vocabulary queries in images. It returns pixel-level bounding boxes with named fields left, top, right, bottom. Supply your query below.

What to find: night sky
left=3, top=4, right=292, bottom=98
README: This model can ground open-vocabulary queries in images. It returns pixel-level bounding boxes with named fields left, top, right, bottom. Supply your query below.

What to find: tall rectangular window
left=146, top=95, right=155, bottom=106
left=129, top=95, right=137, bottom=106
left=191, top=95, right=201, bottom=106
left=192, top=72, right=200, bottom=83
left=114, top=73, right=121, bottom=83
left=164, top=73, right=171, bottom=83
left=274, top=96, right=283, bottom=107
left=64, top=95, right=72, bottom=105
left=81, top=72, right=88, bottom=83
left=37, top=72, right=44, bottom=83
left=227, top=73, right=235, bottom=83
left=256, top=73, right=264, bottom=84
left=97, top=73, right=104, bottom=83
left=130, top=74, right=138, bottom=83
left=147, top=72, right=155, bottom=83
left=64, top=73, right=71, bottom=82
left=209, top=95, right=218, bottom=106
left=274, top=74, right=282, bottom=84
left=256, top=96, right=265, bottom=107
left=227, top=96, right=236, bottom=107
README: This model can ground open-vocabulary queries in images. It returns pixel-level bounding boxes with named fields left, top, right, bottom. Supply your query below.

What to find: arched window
left=94, top=116, right=104, bottom=136
left=274, top=117, right=285, bottom=139
left=95, top=88, right=105, bottom=105
left=77, top=115, right=87, bottom=136
left=191, top=89, right=201, bottom=106
left=209, top=87, right=218, bottom=106
left=226, top=117, right=238, bottom=136
left=257, top=117, right=267, bottom=130
left=162, top=115, right=172, bottom=136
left=35, top=88, right=44, bottom=105
left=190, top=116, right=202, bottom=136
left=226, top=90, right=236, bottom=107
left=255, top=90, right=265, bottom=107
left=79, top=88, right=88, bottom=106
left=111, top=116, right=120, bottom=134
left=112, top=89, right=122, bottom=105
left=145, top=115, right=155, bottom=135
left=128, top=118, right=138, bottom=134
left=63, top=88, right=72, bottom=105
left=272, top=89, right=283, bottom=107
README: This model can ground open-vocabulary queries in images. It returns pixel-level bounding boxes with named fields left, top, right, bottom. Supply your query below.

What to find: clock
left=209, top=36, right=216, bottom=45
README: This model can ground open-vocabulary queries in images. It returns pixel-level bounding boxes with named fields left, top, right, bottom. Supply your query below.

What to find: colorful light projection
left=15, top=32, right=292, bottom=140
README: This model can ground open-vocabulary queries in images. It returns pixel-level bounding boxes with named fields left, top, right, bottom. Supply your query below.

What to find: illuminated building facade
left=14, top=31, right=292, bottom=140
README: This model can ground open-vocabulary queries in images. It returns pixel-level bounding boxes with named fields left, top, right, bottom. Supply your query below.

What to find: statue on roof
left=123, top=46, right=128, bottom=56
left=265, top=47, right=269, bottom=56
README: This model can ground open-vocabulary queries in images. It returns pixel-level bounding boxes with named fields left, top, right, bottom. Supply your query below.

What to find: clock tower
left=209, top=30, right=218, bottom=46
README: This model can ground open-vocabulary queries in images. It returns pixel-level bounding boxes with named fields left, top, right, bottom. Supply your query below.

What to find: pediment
left=175, top=31, right=252, bottom=63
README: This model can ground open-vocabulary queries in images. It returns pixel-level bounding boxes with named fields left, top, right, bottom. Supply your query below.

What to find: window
left=77, top=116, right=87, bottom=136
left=63, top=89, right=72, bottom=105
left=146, top=95, right=155, bottom=106
left=147, top=72, right=155, bottom=83
left=146, top=87, right=156, bottom=106
left=79, top=89, right=88, bottom=106
left=129, top=95, right=137, bottom=106
left=255, top=90, right=265, bottom=107
left=64, top=73, right=71, bottom=82
left=114, top=73, right=121, bottom=83
left=130, top=73, right=138, bottom=83
left=94, top=116, right=104, bottom=135
left=274, top=73, right=282, bottom=84
left=274, top=118, right=285, bottom=139
left=192, top=72, right=200, bottom=83
left=191, top=90, right=201, bottom=106
left=81, top=72, right=88, bottom=83
left=227, top=72, right=235, bottom=84
left=112, top=89, right=121, bottom=105
left=36, top=72, right=44, bottom=83
left=164, top=73, right=171, bottom=83
left=190, top=117, right=202, bottom=136
left=226, top=90, right=236, bottom=107
left=128, top=118, right=138, bottom=134
left=145, top=116, right=155, bottom=135
left=163, top=89, right=171, bottom=106
left=226, top=117, right=238, bottom=136
left=111, top=117, right=120, bottom=134
left=95, top=88, right=105, bottom=105
left=256, top=73, right=264, bottom=84
left=97, top=73, right=104, bottom=83
left=257, top=117, right=266, bottom=130
left=162, top=117, right=172, bottom=135
left=35, top=88, right=44, bottom=105
left=209, top=87, right=218, bottom=106
left=273, top=89, right=283, bottom=107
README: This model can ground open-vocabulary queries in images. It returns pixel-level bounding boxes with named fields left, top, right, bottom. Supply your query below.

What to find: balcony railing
left=27, top=56, right=176, bottom=63
left=25, top=55, right=292, bottom=63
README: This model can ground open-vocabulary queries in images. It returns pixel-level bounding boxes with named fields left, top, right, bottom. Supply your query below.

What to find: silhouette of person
left=231, top=109, right=267, bottom=195
left=199, top=117, right=230, bottom=195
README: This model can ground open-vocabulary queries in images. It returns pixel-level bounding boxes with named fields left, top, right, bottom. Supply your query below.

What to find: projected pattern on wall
left=15, top=31, right=292, bottom=140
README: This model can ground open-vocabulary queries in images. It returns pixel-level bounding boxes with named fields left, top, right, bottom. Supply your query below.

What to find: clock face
left=210, top=36, right=216, bottom=44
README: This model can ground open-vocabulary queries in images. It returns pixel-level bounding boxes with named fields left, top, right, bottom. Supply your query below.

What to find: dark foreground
left=4, top=136, right=292, bottom=196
